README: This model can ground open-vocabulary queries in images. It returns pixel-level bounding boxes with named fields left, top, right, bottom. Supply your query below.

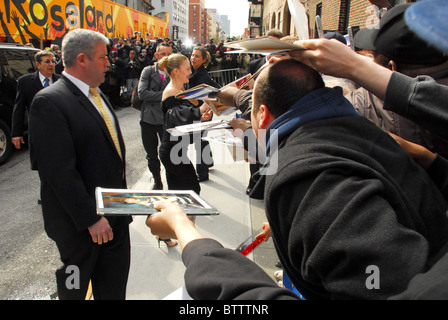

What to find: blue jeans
left=126, top=78, right=138, bottom=99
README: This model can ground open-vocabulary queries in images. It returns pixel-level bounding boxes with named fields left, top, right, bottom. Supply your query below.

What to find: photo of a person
left=95, top=188, right=218, bottom=216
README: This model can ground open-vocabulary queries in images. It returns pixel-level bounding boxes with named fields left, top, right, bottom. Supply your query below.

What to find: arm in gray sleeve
left=138, top=66, right=162, bottom=102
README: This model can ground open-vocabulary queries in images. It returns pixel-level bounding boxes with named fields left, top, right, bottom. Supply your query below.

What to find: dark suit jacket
left=12, top=71, right=60, bottom=137
left=12, top=71, right=61, bottom=170
left=29, top=74, right=131, bottom=246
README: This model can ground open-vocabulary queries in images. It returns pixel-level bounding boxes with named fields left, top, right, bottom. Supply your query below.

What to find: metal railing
left=208, top=68, right=248, bottom=87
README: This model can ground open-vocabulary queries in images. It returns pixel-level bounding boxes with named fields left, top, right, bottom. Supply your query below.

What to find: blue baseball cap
left=324, top=32, right=347, bottom=45
left=405, top=0, right=448, bottom=54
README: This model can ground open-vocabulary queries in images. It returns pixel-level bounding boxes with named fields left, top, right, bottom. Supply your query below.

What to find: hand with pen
left=230, top=113, right=251, bottom=138
left=255, top=222, right=271, bottom=242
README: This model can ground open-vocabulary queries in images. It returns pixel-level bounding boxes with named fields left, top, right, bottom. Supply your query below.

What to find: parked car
left=0, top=43, right=40, bottom=165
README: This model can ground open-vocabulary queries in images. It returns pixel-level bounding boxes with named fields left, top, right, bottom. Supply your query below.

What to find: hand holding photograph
left=175, top=84, right=221, bottom=100
left=224, top=36, right=307, bottom=54
left=95, top=187, right=220, bottom=216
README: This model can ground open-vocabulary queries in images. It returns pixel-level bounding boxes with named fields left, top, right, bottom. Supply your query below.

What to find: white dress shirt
left=62, top=71, right=118, bottom=130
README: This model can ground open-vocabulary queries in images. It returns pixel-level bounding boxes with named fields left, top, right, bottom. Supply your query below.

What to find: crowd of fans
left=42, top=35, right=266, bottom=109
left=22, top=0, right=448, bottom=301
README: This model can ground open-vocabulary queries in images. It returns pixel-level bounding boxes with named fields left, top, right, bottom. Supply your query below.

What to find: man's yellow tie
left=89, top=88, right=122, bottom=159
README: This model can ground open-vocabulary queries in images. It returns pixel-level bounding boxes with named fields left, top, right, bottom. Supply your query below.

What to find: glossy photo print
left=95, top=187, right=219, bottom=216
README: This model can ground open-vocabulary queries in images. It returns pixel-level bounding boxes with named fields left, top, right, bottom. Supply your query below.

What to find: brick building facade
left=189, top=0, right=206, bottom=44
left=249, top=0, right=417, bottom=39
left=306, top=0, right=374, bottom=36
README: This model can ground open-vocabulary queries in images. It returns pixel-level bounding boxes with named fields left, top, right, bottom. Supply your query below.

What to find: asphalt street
left=0, top=105, right=279, bottom=300
left=0, top=106, right=147, bottom=299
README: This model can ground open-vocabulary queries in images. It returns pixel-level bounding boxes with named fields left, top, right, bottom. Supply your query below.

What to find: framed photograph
left=95, top=187, right=220, bottom=216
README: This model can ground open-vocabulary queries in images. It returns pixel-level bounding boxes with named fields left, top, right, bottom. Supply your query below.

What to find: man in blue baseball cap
left=289, top=1, right=448, bottom=141
left=405, top=0, right=448, bottom=55
left=347, top=3, right=448, bottom=159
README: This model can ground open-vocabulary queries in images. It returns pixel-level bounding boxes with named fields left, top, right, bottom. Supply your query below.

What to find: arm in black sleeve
left=182, top=238, right=299, bottom=300
left=11, top=77, right=28, bottom=137
left=388, top=247, right=448, bottom=300
left=384, top=72, right=448, bottom=140
left=426, top=154, right=448, bottom=202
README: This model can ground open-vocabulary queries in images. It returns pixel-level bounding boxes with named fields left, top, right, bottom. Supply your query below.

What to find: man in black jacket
left=11, top=50, right=60, bottom=163
left=124, top=50, right=141, bottom=100
left=29, top=29, right=131, bottom=300
left=250, top=59, right=448, bottom=299
left=146, top=59, right=448, bottom=300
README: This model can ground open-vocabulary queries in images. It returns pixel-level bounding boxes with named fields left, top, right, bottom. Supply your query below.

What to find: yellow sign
left=0, top=0, right=168, bottom=44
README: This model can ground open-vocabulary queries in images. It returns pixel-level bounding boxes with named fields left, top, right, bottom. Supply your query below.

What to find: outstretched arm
left=289, top=39, right=392, bottom=100
left=145, top=201, right=299, bottom=300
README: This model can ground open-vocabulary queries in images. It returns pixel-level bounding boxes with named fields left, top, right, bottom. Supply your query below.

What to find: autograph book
left=95, top=187, right=219, bottom=216
left=175, top=84, right=220, bottom=100
left=175, top=66, right=266, bottom=115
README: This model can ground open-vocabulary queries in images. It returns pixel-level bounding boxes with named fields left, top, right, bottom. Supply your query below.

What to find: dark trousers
left=194, top=138, right=213, bottom=179
left=55, top=219, right=131, bottom=300
left=109, top=84, right=122, bottom=107
left=140, top=121, right=164, bottom=179
left=159, top=135, right=201, bottom=195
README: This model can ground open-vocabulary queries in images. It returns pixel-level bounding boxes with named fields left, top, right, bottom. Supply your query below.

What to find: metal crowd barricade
left=208, top=68, right=245, bottom=87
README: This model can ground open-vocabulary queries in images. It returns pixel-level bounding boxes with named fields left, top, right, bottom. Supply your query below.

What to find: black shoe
left=197, top=175, right=209, bottom=182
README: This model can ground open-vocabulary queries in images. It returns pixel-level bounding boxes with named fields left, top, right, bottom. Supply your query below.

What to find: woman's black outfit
left=188, top=65, right=221, bottom=180
left=159, top=96, right=201, bottom=194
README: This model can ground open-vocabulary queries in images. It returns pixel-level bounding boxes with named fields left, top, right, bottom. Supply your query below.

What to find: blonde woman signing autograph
left=156, top=53, right=212, bottom=247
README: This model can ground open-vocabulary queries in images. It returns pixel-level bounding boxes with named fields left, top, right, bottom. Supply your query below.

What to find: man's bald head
left=253, top=59, right=325, bottom=119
